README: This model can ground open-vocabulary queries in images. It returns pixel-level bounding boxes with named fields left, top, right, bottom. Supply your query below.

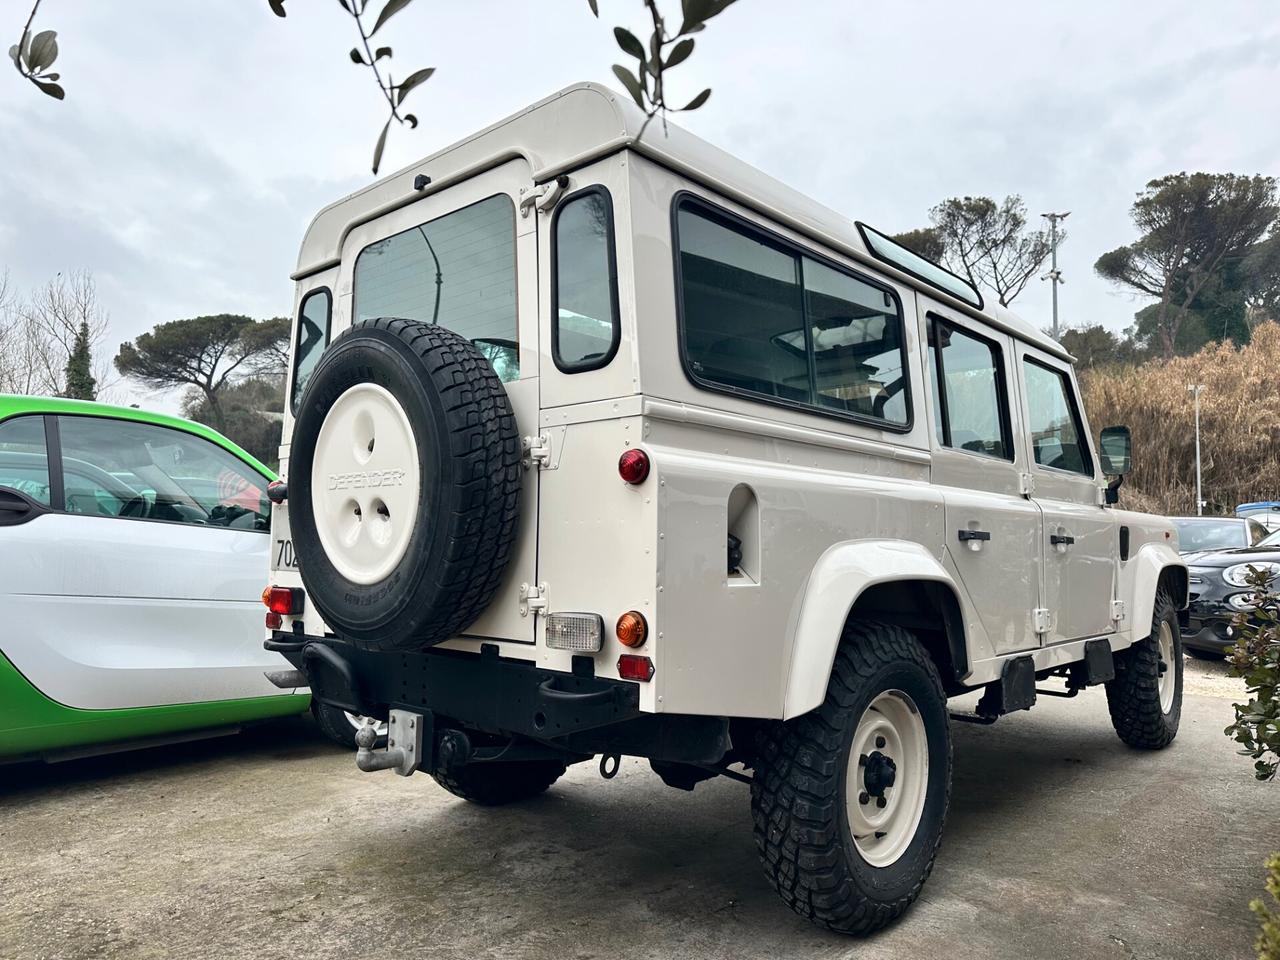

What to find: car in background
left=0, top=395, right=363, bottom=763
left=1236, top=501, right=1280, bottom=533
left=1181, top=526, right=1280, bottom=658
left=1171, top=515, right=1269, bottom=554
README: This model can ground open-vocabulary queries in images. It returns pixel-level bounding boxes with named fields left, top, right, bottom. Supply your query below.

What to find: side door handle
left=1050, top=533, right=1076, bottom=546
left=957, top=529, right=992, bottom=542
left=0, top=487, right=46, bottom=526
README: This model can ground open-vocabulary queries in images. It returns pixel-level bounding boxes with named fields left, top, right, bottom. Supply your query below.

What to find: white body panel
left=1, top=513, right=295, bottom=709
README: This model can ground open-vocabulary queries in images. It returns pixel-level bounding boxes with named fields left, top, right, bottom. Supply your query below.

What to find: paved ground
left=2, top=657, right=1277, bottom=960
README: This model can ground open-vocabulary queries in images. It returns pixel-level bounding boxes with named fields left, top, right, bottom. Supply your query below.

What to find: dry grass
left=1080, top=322, right=1280, bottom=516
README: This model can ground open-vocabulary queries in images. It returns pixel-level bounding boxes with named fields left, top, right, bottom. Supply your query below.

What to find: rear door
left=337, top=158, right=539, bottom=645
left=1015, top=348, right=1116, bottom=643
left=0, top=413, right=288, bottom=710
left=923, top=302, right=1042, bottom=655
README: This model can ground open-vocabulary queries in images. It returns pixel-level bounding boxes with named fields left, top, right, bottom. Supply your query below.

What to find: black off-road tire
left=1106, top=588, right=1182, bottom=749
left=751, top=620, right=952, bottom=935
left=288, top=318, right=521, bottom=651
left=432, top=760, right=567, bottom=806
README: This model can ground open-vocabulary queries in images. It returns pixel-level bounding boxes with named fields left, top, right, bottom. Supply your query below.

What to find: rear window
left=553, top=187, right=619, bottom=371
left=354, top=194, right=519, bottom=381
left=675, top=197, right=910, bottom=429
left=0, top=415, right=51, bottom=504
left=291, top=288, right=331, bottom=412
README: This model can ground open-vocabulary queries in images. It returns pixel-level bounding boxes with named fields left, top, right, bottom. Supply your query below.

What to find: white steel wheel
left=846, top=689, right=929, bottom=868
left=1156, top=619, right=1176, bottom=714
left=311, top=383, right=421, bottom=585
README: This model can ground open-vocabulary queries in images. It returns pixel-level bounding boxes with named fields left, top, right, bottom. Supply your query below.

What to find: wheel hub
left=862, top=751, right=897, bottom=797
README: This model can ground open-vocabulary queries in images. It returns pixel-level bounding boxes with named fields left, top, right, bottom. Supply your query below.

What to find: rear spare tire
left=288, top=318, right=521, bottom=650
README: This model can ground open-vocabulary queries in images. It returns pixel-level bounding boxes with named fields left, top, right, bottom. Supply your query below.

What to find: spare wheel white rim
left=312, top=383, right=421, bottom=585
left=1157, top=620, right=1176, bottom=714
left=846, top=689, right=929, bottom=868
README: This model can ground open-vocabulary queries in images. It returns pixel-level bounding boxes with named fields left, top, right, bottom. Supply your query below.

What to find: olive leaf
left=586, top=0, right=599, bottom=15
left=682, top=87, right=710, bottom=111
left=396, top=66, right=434, bottom=105
left=371, top=0, right=415, bottom=36
left=349, top=47, right=365, bottom=65
left=33, top=78, right=63, bottom=100
left=611, top=64, right=645, bottom=108
left=267, top=0, right=287, bottom=17
left=613, top=27, right=646, bottom=61
left=26, top=29, right=56, bottom=72
left=372, top=117, right=391, bottom=175
left=375, top=46, right=392, bottom=61
left=665, top=37, right=694, bottom=68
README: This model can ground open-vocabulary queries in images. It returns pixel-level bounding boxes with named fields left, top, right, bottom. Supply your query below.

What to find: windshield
left=1172, top=518, right=1245, bottom=552
left=1257, top=528, right=1280, bottom=548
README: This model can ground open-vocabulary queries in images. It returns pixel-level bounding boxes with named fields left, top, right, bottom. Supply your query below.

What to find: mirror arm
left=1104, top=473, right=1124, bottom=506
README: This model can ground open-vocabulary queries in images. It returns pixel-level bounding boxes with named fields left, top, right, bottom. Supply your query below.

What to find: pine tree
left=63, top=320, right=97, bottom=400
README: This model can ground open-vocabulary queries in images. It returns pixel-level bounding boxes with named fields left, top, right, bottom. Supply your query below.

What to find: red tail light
left=617, top=654, right=655, bottom=682
left=262, top=585, right=303, bottom=616
left=618, top=448, right=650, bottom=485
left=265, top=611, right=283, bottom=630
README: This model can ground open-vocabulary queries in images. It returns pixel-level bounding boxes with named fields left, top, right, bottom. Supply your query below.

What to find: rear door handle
left=957, top=529, right=992, bottom=543
left=1050, top=533, right=1076, bottom=546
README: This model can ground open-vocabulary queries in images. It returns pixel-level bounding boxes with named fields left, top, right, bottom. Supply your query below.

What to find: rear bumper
left=270, top=633, right=641, bottom=741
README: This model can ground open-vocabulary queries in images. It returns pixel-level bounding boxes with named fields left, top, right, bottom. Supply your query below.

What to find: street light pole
left=1188, top=384, right=1205, bottom=515
left=1041, top=211, right=1070, bottom=340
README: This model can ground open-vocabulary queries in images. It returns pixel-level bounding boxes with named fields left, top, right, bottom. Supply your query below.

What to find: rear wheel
left=432, top=760, right=567, bottom=806
left=1106, top=589, right=1182, bottom=749
left=751, top=620, right=951, bottom=935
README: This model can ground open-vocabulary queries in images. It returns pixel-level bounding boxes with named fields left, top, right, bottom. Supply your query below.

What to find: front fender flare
left=782, top=539, right=963, bottom=720
left=1128, top=541, right=1188, bottom=636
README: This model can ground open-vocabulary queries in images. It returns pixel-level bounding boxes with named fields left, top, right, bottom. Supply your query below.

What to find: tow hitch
left=355, top=709, right=425, bottom=776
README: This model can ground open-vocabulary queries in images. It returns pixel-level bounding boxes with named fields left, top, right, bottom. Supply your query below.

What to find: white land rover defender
left=266, top=83, right=1187, bottom=934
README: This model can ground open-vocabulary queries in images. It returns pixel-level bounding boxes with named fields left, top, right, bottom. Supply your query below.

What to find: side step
left=952, top=640, right=1116, bottom=725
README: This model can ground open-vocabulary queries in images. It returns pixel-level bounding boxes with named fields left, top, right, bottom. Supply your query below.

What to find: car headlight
left=1227, top=593, right=1258, bottom=612
left=1223, top=562, right=1280, bottom=587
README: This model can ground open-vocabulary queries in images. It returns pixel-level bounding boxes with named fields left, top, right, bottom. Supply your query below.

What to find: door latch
left=518, top=175, right=569, bottom=218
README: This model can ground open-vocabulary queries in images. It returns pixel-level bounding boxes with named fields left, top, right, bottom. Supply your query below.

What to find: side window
left=59, top=417, right=270, bottom=530
left=928, top=319, right=1011, bottom=460
left=1250, top=520, right=1267, bottom=545
left=675, top=198, right=910, bottom=428
left=291, top=288, right=332, bottom=412
left=553, top=187, right=619, bottom=371
left=354, top=194, right=519, bottom=382
left=0, top=416, right=51, bottom=504
left=1022, top=359, right=1093, bottom=476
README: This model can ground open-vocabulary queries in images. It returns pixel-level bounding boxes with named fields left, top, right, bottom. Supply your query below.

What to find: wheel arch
left=781, top=540, right=968, bottom=720
left=1127, top=541, right=1188, bottom=638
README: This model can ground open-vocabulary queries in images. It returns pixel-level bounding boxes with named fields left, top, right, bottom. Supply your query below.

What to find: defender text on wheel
left=266, top=84, right=1187, bottom=934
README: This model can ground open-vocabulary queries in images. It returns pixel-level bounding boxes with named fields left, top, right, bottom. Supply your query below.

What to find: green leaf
left=372, top=117, right=391, bottom=175
left=371, top=0, right=415, bottom=36
left=349, top=47, right=365, bottom=65
left=665, top=37, right=694, bottom=68
left=395, top=66, right=434, bottom=105
left=404, top=113, right=418, bottom=128
left=337, top=0, right=352, bottom=11
left=375, top=46, right=392, bottom=60
left=613, top=27, right=646, bottom=61
left=268, top=0, right=287, bottom=16
left=26, top=31, right=57, bottom=73
left=611, top=64, right=645, bottom=108
left=34, top=79, right=65, bottom=100
left=7, top=45, right=19, bottom=69
left=681, top=87, right=711, bottom=111
left=586, top=0, right=599, bottom=15
left=679, top=0, right=715, bottom=33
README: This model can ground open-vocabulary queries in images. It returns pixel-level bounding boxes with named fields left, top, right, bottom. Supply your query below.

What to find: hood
left=1183, top=545, right=1280, bottom=568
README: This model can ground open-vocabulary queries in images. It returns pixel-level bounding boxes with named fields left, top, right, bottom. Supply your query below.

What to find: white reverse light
left=545, top=612, right=604, bottom=652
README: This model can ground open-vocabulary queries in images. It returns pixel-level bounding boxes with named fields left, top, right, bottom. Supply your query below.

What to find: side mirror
left=1098, top=425, right=1131, bottom=476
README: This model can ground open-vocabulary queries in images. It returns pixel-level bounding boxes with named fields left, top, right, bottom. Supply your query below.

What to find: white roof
left=295, top=82, right=1069, bottom=361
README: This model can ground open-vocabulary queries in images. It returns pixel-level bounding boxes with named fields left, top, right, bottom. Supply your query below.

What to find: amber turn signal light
left=616, top=610, right=648, bottom=648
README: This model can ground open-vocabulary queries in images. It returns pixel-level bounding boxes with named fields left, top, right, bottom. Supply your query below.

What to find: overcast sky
left=1, top=0, right=1278, bottom=411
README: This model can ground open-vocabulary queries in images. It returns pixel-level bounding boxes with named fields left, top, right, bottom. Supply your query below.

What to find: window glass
left=291, top=288, right=331, bottom=412
left=58, top=417, right=269, bottom=530
left=676, top=200, right=909, bottom=426
left=554, top=189, right=618, bottom=370
left=859, top=223, right=982, bottom=308
left=802, top=259, right=907, bottom=423
left=1250, top=520, right=1268, bottom=545
left=1023, top=360, right=1092, bottom=475
left=0, top=416, right=51, bottom=504
left=930, top=321, right=1009, bottom=459
left=355, top=194, right=518, bottom=381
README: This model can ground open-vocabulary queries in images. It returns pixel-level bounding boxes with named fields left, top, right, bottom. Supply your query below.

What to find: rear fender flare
left=782, top=539, right=964, bottom=720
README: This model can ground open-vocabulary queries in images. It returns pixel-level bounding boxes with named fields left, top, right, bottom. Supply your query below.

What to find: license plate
left=275, top=538, right=299, bottom=570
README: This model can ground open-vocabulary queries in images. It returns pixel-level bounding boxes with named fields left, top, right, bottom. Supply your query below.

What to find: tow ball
left=354, top=709, right=424, bottom=777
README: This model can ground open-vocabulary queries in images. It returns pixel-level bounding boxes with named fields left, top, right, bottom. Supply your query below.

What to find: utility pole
left=1041, top=211, right=1070, bottom=340
left=1188, top=384, right=1205, bottom=515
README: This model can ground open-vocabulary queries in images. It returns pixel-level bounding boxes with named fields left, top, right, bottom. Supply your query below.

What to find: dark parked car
left=1182, top=530, right=1280, bottom=657
left=1171, top=516, right=1268, bottom=555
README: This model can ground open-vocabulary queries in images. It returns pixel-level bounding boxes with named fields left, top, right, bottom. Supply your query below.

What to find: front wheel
left=751, top=620, right=952, bottom=935
left=1106, top=589, right=1182, bottom=749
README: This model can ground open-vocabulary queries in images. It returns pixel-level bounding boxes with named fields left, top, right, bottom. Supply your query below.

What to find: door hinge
left=1111, top=600, right=1125, bottom=623
left=1033, top=607, right=1053, bottom=635
left=523, top=433, right=552, bottom=469
left=1019, top=472, right=1036, bottom=497
left=517, top=175, right=569, bottom=218
left=520, top=582, right=548, bottom=618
